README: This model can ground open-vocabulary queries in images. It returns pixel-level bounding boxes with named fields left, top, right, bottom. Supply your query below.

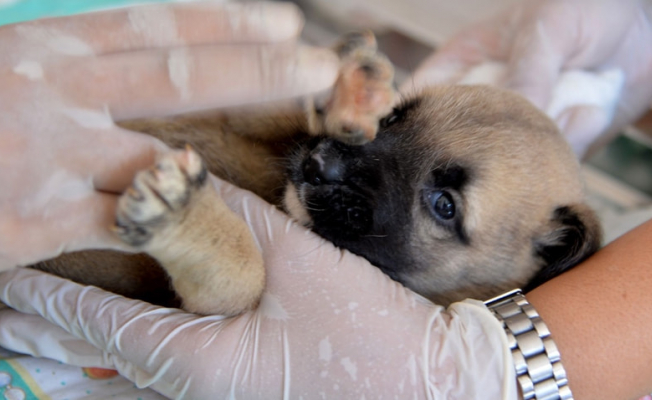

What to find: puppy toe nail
left=110, top=223, right=128, bottom=235
left=152, top=169, right=164, bottom=181
left=126, top=187, right=141, bottom=198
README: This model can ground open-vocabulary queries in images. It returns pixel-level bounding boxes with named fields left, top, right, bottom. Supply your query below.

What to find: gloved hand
left=407, top=0, right=652, bottom=158
left=0, top=174, right=517, bottom=399
left=0, top=1, right=338, bottom=270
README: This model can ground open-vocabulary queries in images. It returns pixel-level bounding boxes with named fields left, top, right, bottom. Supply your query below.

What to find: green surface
left=588, top=134, right=652, bottom=196
left=0, top=0, right=171, bottom=25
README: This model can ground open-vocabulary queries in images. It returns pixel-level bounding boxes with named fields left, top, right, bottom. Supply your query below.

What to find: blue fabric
left=0, top=0, right=171, bottom=26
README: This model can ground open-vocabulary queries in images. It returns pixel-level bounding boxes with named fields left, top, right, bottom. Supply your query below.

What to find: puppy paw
left=308, top=31, right=397, bottom=145
left=114, top=146, right=207, bottom=247
left=334, top=30, right=378, bottom=58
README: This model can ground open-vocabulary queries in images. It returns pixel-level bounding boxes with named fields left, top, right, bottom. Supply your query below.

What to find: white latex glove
left=0, top=175, right=517, bottom=400
left=407, top=0, right=652, bottom=158
left=0, top=1, right=338, bottom=270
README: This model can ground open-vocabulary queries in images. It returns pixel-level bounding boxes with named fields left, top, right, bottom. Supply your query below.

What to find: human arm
left=527, top=218, right=652, bottom=400
left=407, top=0, right=652, bottom=158
left=0, top=0, right=338, bottom=270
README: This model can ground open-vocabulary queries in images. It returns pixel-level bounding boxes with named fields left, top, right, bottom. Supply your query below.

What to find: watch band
left=484, top=289, right=573, bottom=400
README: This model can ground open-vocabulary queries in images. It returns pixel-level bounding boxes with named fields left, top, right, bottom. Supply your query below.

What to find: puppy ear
left=526, top=204, right=603, bottom=291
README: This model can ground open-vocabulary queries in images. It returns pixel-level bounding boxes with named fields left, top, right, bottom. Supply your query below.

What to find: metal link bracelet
left=484, top=289, right=573, bottom=400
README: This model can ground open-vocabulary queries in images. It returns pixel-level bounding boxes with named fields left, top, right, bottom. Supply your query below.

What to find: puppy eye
left=429, top=191, right=455, bottom=220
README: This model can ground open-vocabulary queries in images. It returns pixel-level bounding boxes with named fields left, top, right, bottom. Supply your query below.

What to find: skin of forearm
left=527, top=218, right=652, bottom=400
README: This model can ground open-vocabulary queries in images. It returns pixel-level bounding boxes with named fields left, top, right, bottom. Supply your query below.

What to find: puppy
left=285, top=85, right=602, bottom=304
left=31, top=34, right=601, bottom=314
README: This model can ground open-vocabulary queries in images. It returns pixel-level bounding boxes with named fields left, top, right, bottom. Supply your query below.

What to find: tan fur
left=387, top=86, right=594, bottom=303
left=30, top=34, right=601, bottom=314
left=31, top=32, right=397, bottom=315
left=116, top=149, right=265, bottom=315
left=278, top=84, right=601, bottom=305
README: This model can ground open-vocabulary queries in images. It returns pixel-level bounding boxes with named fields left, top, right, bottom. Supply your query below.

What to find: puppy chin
left=283, top=182, right=313, bottom=227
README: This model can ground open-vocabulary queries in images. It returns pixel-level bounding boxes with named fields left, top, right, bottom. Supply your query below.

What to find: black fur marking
left=309, top=186, right=375, bottom=239
left=114, top=220, right=154, bottom=247
left=360, top=63, right=379, bottom=79
left=288, top=133, right=421, bottom=283
left=335, top=32, right=376, bottom=57
left=536, top=206, right=588, bottom=268
left=380, top=97, right=422, bottom=128
left=193, top=162, right=209, bottom=187
left=454, top=218, right=470, bottom=246
left=432, top=165, right=469, bottom=192
left=526, top=206, right=601, bottom=291
left=422, top=165, right=471, bottom=245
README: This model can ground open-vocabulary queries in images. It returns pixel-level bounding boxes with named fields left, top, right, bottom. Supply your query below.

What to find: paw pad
left=114, top=146, right=207, bottom=247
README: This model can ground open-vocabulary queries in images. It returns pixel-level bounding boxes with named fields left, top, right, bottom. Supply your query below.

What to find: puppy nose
left=303, top=153, right=344, bottom=185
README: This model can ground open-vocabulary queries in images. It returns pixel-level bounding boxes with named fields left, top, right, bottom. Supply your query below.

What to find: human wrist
left=526, top=219, right=652, bottom=399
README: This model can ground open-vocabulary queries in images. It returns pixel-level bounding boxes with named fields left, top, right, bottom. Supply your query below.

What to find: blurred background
left=2, top=0, right=651, bottom=242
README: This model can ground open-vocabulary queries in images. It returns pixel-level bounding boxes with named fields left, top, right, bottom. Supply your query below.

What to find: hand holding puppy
left=3, top=2, right=652, bottom=400
left=4, top=202, right=652, bottom=400
left=409, top=0, right=652, bottom=157
left=0, top=5, right=515, bottom=399
left=0, top=175, right=517, bottom=399
left=0, top=1, right=337, bottom=270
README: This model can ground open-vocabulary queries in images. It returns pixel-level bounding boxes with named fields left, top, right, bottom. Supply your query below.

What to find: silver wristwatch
left=484, top=289, right=573, bottom=400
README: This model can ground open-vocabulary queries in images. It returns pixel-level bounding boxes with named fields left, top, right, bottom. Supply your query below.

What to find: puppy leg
left=308, top=31, right=397, bottom=144
left=114, top=147, right=264, bottom=316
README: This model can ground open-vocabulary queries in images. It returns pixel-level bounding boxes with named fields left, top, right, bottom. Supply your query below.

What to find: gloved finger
left=401, top=51, right=467, bottom=94
left=0, top=258, right=423, bottom=400
left=204, top=175, right=410, bottom=305
left=14, top=1, right=304, bottom=55
left=0, top=306, right=116, bottom=369
left=503, top=15, right=571, bottom=109
left=54, top=44, right=338, bottom=121
left=554, top=105, right=612, bottom=158
left=0, top=268, right=236, bottom=386
left=0, top=300, right=179, bottom=398
left=561, top=69, right=652, bottom=158
left=403, top=22, right=504, bottom=92
left=402, top=8, right=523, bottom=94
left=1, top=191, right=133, bottom=269
left=58, top=127, right=166, bottom=193
left=0, top=269, right=516, bottom=400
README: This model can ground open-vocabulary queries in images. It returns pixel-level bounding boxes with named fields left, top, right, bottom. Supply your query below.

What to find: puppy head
left=285, top=85, right=602, bottom=304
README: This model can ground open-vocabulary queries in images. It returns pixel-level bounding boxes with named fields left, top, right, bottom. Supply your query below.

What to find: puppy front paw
left=308, top=31, right=397, bottom=145
left=114, top=146, right=207, bottom=247
left=113, top=146, right=264, bottom=316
